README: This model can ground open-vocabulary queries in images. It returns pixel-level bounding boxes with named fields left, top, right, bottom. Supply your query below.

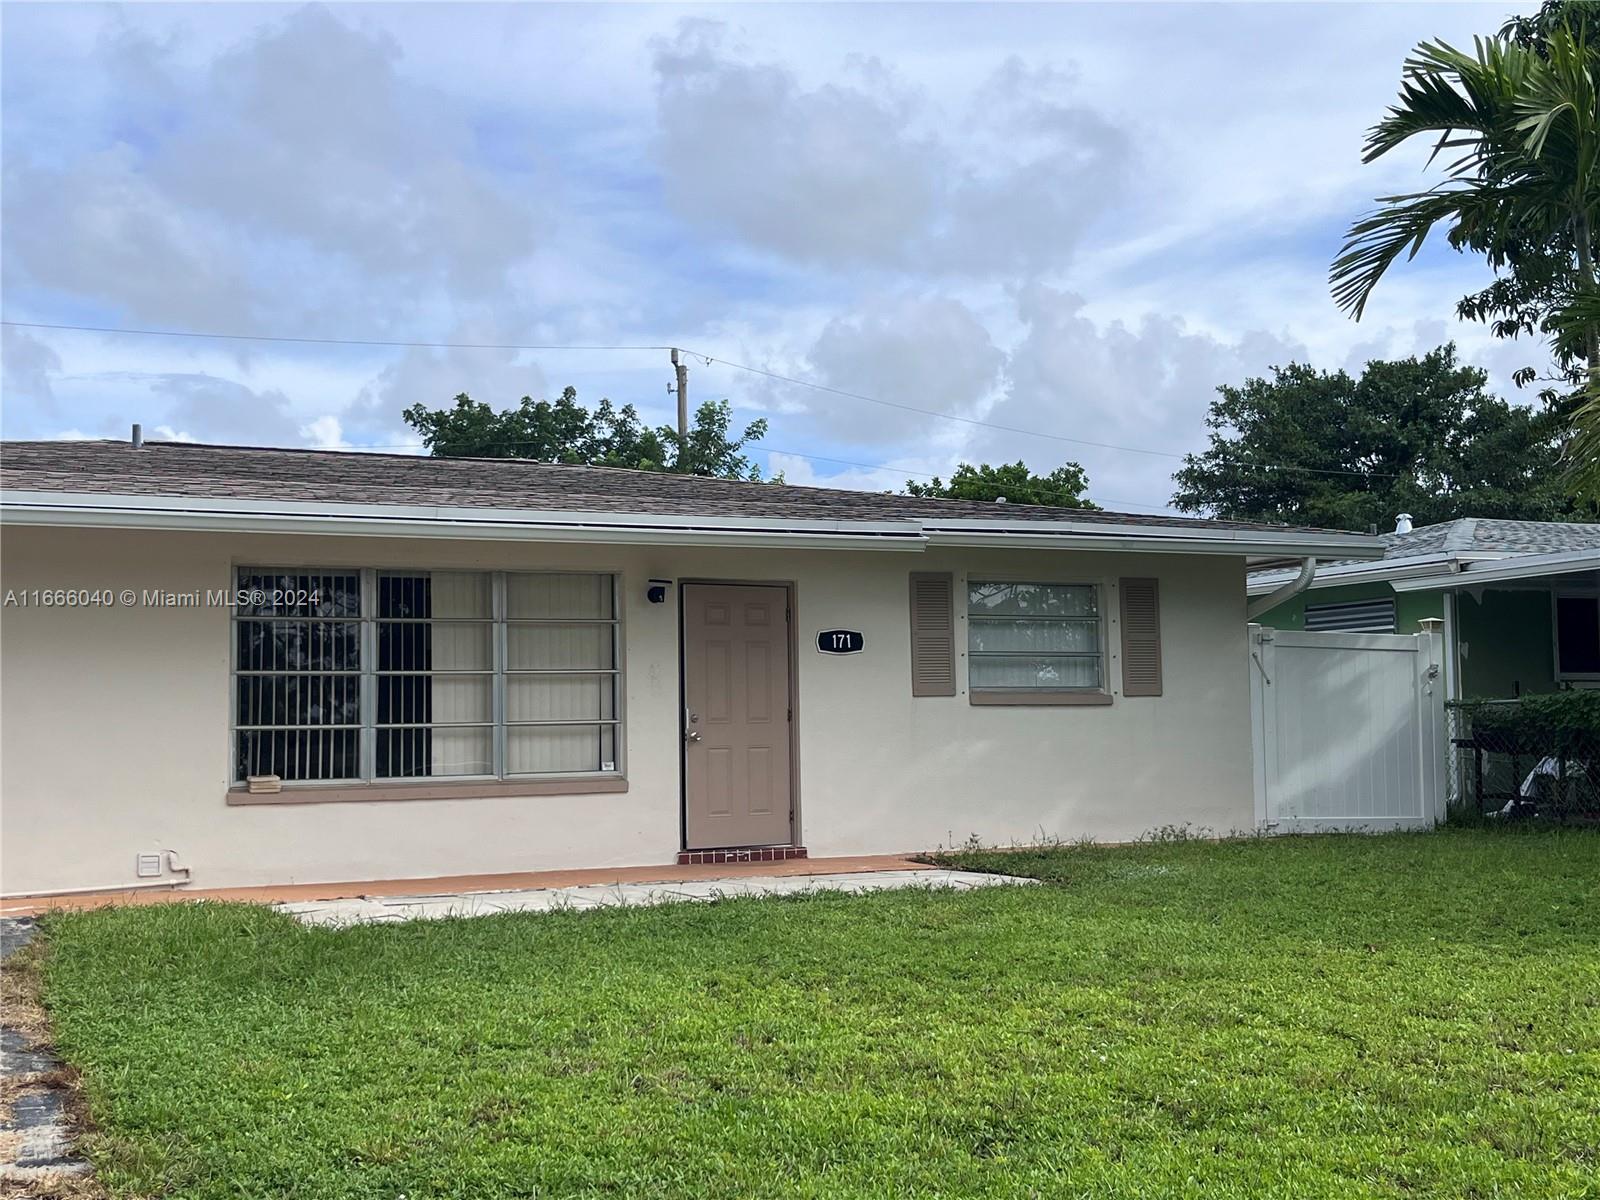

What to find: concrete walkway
left=1, top=853, right=942, bottom=916
left=277, top=867, right=1033, bottom=928
left=0, top=917, right=93, bottom=1189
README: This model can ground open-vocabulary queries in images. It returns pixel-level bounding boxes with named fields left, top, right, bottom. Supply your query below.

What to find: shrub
left=1452, top=690, right=1600, bottom=757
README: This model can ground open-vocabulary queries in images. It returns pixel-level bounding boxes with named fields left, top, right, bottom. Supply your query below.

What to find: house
left=0, top=438, right=1379, bottom=897
left=1249, top=516, right=1600, bottom=701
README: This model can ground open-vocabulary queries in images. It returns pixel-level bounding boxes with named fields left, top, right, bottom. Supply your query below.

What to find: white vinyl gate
left=1249, top=624, right=1448, bottom=832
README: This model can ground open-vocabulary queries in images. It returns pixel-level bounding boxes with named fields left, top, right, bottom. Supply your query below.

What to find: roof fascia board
left=924, top=530, right=1374, bottom=558
left=1246, top=550, right=1520, bottom=595
left=1390, top=547, right=1600, bottom=591
left=1246, top=554, right=1462, bottom=595
left=2, top=489, right=1382, bottom=559
left=920, top=518, right=1383, bottom=556
left=0, top=489, right=919, bottom=537
left=0, top=501, right=931, bottom=552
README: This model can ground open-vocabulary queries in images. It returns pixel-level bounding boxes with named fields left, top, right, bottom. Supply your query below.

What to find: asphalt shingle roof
left=0, top=440, right=1348, bottom=536
left=1380, top=518, right=1600, bottom=559
left=1248, top=516, right=1600, bottom=587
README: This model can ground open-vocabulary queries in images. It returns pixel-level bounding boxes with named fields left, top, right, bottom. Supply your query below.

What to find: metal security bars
left=234, top=571, right=363, bottom=781
left=232, top=568, right=621, bottom=785
left=967, top=581, right=1103, bottom=691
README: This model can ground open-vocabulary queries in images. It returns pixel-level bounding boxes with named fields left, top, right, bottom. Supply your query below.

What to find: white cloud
left=973, top=285, right=1310, bottom=512
left=764, top=452, right=923, bottom=494
left=652, top=23, right=1128, bottom=275
left=299, top=415, right=348, bottom=450
left=1, top=327, right=64, bottom=417
left=0, top=0, right=1558, bottom=520
left=802, top=294, right=1004, bottom=445
left=3, top=6, right=539, bottom=333
left=148, top=374, right=303, bottom=446
left=343, top=337, right=552, bottom=448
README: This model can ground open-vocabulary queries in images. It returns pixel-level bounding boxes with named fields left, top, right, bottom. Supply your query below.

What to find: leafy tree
left=1330, top=7, right=1600, bottom=495
left=673, top=398, right=770, bottom=480
left=905, top=461, right=1099, bottom=509
left=1171, top=345, right=1575, bottom=530
left=402, top=388, right=769, bottom=480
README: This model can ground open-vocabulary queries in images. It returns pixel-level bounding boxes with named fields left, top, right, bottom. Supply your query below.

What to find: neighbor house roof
left=0, top=440, right=1383, bottom=560
left=1248, top=516, right=1600, bottom=596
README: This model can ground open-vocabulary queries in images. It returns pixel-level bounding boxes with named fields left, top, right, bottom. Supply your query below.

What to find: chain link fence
left=1449, top=699, right=1600, bottom=821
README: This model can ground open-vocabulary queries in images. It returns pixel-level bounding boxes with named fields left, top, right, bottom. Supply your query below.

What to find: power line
left=5, top=317, right=1400, bottom=480
left=0, top=320, right=668, bottom=354
left=682, top=349, right=1186, bottom=462
left=684, top=351, right=1403, bottom=481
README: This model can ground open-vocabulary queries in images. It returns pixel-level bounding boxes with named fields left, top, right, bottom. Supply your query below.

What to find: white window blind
left=233, top=568, right=620, bottom=784
left=967, top=581, right=1103, bottom=692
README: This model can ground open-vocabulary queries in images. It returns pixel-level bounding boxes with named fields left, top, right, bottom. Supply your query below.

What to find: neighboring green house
left=1250, top=518, right=1600, bottom=701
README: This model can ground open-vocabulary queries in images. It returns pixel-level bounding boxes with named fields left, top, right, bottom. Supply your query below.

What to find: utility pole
left=670, top=347, right=689, bottom=471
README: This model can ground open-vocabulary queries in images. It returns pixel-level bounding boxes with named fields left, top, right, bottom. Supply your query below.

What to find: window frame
left=963, top=576, right=1113, bottom=706
left=230, top=566, right=625, bottom=792
left=1552, top=588, right=1600, bottom=682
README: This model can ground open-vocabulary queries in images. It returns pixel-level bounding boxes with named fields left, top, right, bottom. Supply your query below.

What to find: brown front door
left=682, top=583, right=794, bottom=849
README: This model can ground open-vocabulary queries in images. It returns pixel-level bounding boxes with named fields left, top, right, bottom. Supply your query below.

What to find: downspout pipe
left=1247, top=557, right=1316, bottom=622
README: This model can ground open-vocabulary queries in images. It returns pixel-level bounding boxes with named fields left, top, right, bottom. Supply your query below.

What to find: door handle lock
left=685, top=729, right=703, bottom=743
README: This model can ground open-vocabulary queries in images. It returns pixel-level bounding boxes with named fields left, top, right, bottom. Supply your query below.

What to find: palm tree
left=1330, top=26, right=1600, bottom=497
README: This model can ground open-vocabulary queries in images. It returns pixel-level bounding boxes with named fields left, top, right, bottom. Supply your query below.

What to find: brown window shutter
left=909, top=573, right=956, bottom=697
left=1119, top=578, right=1163, bottom=697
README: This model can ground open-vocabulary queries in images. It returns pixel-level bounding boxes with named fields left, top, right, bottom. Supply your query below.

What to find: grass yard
left=27, top=830, right=1600, bottom=1199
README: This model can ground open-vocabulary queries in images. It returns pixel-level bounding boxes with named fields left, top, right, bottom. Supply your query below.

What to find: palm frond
left=1563, top=389, right=1600, bottom=499
left=1331, top=185, right=1531, bottom=319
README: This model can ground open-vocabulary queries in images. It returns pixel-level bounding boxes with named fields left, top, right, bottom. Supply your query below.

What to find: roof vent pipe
left=131, top=423, right=143, bottom=449
left=1395, top=512, right=1413, bottom=534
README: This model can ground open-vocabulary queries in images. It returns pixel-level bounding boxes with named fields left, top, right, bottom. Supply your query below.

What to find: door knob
left=685, top=729, right=703, bottom=743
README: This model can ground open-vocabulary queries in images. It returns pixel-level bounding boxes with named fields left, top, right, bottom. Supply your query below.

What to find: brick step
left=677, top=846, right=808, bottom=866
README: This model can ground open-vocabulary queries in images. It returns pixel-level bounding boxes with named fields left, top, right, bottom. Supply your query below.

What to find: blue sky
left=0, top=1, right=1546, bottom=513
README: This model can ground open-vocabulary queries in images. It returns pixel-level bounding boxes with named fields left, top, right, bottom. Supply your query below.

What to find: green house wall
left=1253, top=581, right=1443, bottom=634
left=1455, top=589, right=1556, bottom=699
left=1253, top=579, right=1558, bottom=700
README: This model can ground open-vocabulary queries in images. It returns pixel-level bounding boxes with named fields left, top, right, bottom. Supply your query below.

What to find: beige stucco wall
left=0, top=525, right=1253, bottom=894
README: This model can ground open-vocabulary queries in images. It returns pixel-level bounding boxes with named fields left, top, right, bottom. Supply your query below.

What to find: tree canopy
left=1171, top=345, right=1574, bottom=530
left=402, top=388, right=769, bottom=480
left=1332, top=1, right=1600, bottom=496
left=905, top=461, right=1099, bottom=509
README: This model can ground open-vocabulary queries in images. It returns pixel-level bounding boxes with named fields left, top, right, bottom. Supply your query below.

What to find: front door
left=682, top=583, right=794, bottom=849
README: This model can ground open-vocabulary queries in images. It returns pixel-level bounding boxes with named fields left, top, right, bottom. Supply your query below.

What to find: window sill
left=969, top=690, right=1114, bottom=707
left=226, top=776, right=628, bottom=806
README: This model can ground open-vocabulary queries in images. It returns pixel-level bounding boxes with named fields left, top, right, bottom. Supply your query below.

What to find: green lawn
left=34, top=830, right=1600, bottom=1199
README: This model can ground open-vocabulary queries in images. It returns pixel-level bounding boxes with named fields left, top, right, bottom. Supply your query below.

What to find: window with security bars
left=967, top=581, right=1103, bottom=692
left=233, top=568, right=620, bottom=784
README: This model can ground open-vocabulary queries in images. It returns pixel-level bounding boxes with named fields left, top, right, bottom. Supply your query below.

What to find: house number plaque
left=816, top=629, right=865, bottom=655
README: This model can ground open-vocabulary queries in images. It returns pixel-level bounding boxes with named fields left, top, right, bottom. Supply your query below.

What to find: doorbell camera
left=646, top=579, right=670, bottom=604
